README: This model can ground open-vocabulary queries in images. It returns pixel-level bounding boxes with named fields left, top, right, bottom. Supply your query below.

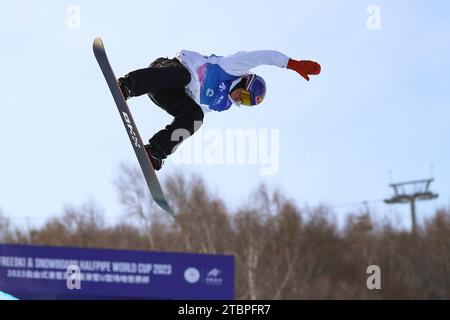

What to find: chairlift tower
left=384, top=179, right=438, bottom=235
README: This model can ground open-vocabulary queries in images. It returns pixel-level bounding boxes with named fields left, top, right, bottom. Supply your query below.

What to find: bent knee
left=182, top=102, right=204, bottom=123
left=182, top=104, right=204, bottom=134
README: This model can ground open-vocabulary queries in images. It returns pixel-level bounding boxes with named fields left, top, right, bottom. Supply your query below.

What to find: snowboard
left=93, top=37, right=174, bottom=216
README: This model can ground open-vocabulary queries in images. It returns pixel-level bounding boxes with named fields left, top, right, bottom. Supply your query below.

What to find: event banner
left=0, top=243, right=234, bottom=300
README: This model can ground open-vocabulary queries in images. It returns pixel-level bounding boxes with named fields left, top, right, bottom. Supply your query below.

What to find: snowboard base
left=93, top=37, right=174, bottom=216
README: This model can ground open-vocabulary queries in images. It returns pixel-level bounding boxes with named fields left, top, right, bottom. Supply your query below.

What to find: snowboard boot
left=118, top=76, right=133, bottom=101
left=145, top=142, right=166, bottom=171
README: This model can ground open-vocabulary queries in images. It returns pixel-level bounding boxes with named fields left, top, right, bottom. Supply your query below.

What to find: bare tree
left=0, top=210, right=12, bottom=242
left=165, top=173, right=232, bottom=254
left=233, top=209, right=268, bottom=300
left=114, top=162, right=171, bottom=248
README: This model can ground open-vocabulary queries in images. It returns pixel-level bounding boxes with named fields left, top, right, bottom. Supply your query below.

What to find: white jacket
left=172, top=50, right=290, bottom=110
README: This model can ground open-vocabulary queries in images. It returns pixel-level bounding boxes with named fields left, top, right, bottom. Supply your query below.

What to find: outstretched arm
left=218, top=50, right=289, bottom=76
left=218, top=50, right=321, bottom=81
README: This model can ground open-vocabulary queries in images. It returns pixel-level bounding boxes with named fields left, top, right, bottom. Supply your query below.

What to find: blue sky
left=0, top=0, right=449, bottom=229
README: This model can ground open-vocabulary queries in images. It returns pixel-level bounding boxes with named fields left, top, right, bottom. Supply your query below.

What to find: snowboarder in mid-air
left=118, top=50, right=321, bottom=171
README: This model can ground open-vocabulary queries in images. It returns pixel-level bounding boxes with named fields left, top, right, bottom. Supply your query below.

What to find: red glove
left=287, top=59, right=321, bottom=81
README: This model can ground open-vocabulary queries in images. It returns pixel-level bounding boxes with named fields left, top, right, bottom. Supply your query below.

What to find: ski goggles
left=238, top=74, right=265, bottom=106
left=240, top=89, right=253, bottom=106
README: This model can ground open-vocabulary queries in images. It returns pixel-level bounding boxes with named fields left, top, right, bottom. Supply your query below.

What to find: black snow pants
left=125, top=58, right=204, bottom=158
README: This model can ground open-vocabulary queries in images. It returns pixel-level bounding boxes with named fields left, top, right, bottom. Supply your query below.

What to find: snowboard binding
left=145, top=142, right=166, bottom=171
left=118, top=76, right=133, bottom=101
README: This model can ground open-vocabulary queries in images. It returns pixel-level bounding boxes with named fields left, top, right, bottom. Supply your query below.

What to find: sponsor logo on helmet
left=255, top=95, right=264, bottom=104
